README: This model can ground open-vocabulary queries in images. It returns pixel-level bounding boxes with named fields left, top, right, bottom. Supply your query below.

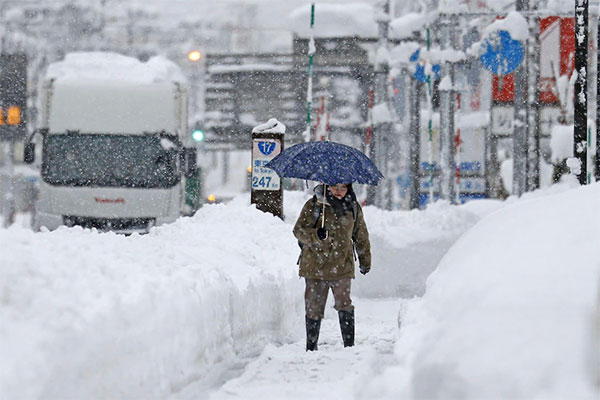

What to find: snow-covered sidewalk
left=1, top=191, right=481, bottom=399
left=5, top=183, right=596, bottom=399
left=203, top=298, right=400, bottom=400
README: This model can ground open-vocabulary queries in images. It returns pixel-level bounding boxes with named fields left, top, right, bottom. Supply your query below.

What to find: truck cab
left=29, top=52, right=196, bottom=233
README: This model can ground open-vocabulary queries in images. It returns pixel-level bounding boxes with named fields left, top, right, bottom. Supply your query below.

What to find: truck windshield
left=42, top=134, right=180, bottom=188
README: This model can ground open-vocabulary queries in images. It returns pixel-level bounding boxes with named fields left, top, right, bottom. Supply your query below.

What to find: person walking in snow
left=293, top=183, right=371, bottom=351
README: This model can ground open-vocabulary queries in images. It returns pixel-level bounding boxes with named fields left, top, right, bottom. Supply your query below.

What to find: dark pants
left=304, top=278, right=354, bottom=320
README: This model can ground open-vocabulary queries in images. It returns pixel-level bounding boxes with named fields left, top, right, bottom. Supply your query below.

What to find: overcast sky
left=143, top=0, right=377, bottom=28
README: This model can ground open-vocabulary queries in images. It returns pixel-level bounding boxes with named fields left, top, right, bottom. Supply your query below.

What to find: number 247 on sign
left=252, top=176, right=272, bottom=188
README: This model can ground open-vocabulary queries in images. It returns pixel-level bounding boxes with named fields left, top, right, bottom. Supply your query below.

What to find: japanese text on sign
left=251, top=139, right=281, bottom=191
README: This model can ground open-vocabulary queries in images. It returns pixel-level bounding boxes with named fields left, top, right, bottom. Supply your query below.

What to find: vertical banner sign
left=252, top=138, right=281, bottom=190
left=0, top=53, right=27, bottom=141
left=493, top=17, right=574, bottom=105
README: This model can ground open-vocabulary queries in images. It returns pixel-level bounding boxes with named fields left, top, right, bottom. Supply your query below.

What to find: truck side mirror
left=183, top=147, right=197, bottom=178
left=24, top=143, right=35, bottom=164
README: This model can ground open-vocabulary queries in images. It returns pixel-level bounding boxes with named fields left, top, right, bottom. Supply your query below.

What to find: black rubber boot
left=306, top=317, right=321, bottom=351
left=338, top=310, right=355, bottom=347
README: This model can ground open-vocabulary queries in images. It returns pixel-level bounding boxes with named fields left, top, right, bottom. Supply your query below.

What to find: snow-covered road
left=202, top=298, right=400, bottom=400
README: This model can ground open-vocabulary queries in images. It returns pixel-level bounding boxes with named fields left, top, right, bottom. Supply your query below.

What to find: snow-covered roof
left=290, top=4, right=441, bottom=42
left=289, top=3, right=378, bottom=39
left=389, top=12, right=434, bottom=40
left=45, top=52, right=187, bottom=85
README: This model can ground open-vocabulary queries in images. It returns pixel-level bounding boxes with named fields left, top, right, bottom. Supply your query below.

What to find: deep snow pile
left=0, top=190, right=485, bottom=399
left=363, top=181, right=600, bottom=399
left=0, top=196, right=303, bottom=399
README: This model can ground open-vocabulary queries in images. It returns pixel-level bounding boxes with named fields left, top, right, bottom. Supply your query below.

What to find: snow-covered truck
left=25, top=52, right=197, bottom=233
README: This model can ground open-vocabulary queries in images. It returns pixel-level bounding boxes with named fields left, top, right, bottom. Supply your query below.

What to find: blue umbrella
left=265, top=141, right=384, bottom=186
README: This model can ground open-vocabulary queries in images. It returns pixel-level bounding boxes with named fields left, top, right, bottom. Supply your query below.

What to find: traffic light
left=192, top=128, right=204, bottom=142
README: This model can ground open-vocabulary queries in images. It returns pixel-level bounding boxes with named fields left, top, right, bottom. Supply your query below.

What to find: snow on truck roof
left=45, top=52, right=187, bottom=85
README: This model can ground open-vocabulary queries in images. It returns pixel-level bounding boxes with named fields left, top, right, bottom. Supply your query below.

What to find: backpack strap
left=351, top=201, right=358, bottom=261
left=311, top=196, right=321, bottom=228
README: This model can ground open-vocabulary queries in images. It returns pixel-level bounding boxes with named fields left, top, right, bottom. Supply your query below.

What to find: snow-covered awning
left=389, top=12, right=437, bottom=40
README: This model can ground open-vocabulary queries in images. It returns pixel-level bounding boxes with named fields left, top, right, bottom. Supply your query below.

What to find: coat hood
left=313, top=184, right=329, bottom=205
left=313, top=183, right=356, bottom=205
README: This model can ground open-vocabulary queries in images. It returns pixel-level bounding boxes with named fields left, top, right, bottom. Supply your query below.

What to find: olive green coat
left=293, top=195, right=371, bottom=280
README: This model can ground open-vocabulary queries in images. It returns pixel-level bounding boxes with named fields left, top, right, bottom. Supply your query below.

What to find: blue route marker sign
left=480, top=30, right=524, bottom=76
left=410, top=49, right=440, bottom=83
left=258, top=141, right=276, bottom=156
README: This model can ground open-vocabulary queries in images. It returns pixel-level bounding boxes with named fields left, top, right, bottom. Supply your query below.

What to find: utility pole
left=305, top=3, right=315, bottom=142
left=597, top=11, right=600, bottom=181
left=1, top=143, right=15, bottom=227
left=371, top=0, right=391, bottom=208
left=512, top=0, right=529, bottom=196
left=439, top=13, right=457, bottom=203
left=408, top=76, right=421, bottom=209
left=526, top=12, right=541, bottom=191
left=574, top=0, right=588, bottom=184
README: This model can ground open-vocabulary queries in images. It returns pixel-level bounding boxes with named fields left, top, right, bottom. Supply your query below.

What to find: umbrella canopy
left=265, top=141, right=384, bottom=185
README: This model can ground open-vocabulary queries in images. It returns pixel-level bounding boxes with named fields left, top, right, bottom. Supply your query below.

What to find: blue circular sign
left=480, top=30, right=524, bottom=76
left=410, top=49, right=441, bottom=83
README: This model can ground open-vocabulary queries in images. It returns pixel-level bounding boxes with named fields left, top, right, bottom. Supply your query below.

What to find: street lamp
left=186, top=50, right=203, bottom=120
left=188, top=50, right=202, bottom=62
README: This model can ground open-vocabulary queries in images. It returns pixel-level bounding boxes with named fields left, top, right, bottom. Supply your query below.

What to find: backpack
left=297, top=196, right=359, bottom=265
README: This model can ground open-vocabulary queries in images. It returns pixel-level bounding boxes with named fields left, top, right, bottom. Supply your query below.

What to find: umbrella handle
left=322, top=184, right=326, bottom=228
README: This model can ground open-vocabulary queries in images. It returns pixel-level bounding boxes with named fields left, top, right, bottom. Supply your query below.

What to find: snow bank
left=364, top=183, right=600, bottom=399
left=354, top=200, right=486, bottom=298
left=1, top=186, right=497, bottom=398
left=0, top=198, right=303, bottom=399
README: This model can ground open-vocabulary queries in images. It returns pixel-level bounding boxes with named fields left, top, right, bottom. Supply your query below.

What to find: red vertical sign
left=491, top=17, right=575, bottom=104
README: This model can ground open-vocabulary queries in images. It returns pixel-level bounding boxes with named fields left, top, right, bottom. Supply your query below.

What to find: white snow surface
left=365, top=182, right=600, bottom=400
left=45, top=52, right=187, bottom=84
left=438, top=75, right=452, bottom=91
left=371, top=103, right=394, bottom=125
left=482, top=11, right=529, bottom=42
left=550, top=124, right=574, bottom=163
left=500, top=158, right=555, bottom=194
left=44, top=52, right=187, bottom=135
left=2, top=183, right=600, bottom=399
left=288, top=3, right=378, bottom=39
left=545, top=0, right=576, bottom=14
left=390, top=41, right=421, bottom=65
left=389, top=13, right=431, bottom=40
left=252, top=118, right=286, bottom=134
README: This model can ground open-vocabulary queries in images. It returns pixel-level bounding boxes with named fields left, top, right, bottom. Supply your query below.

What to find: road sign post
left=251, top=119, right=285, bottom=219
